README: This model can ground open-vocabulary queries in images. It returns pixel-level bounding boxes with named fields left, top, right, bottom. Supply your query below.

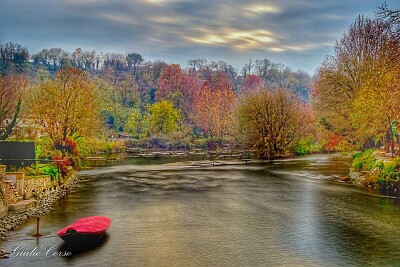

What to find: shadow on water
left=58, top=233, right=110, bottom=258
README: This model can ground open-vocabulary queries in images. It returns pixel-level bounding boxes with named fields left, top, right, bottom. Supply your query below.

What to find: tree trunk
left=391, top=129, right=395, bottom=157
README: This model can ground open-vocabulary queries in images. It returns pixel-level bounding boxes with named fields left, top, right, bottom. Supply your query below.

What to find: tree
left=146, top=100, right=182, bottom=135
left=236, top=87, right=312, bottom=159
left=187, top=58, right=207, bottom=72
left=254, top=58, right=271, bottom=78
left=126, top=53, right=143, bottom=74
left=27, top=67, right=101, bottom=155
left=377, top=2, right=400, bottom=37
left=0, top=73, right=28, bottom=140
left=71, top=48, right=83, bottom=69
left=116, top=73, right=140, bottom=108
left=103, top=53, right=126, bottom=71
left=194, top=72, right=236, bottom=139
left=241, top=59, right=254, bottom=78
left=240, top=74, right=264, bottom=94
left=313, top=15, right=400, bottom=150
left=156, top=64, right=202, bottom=122
left=0, top=42, right=29, bottom=73
left=125, top=108, right=146, bottom=138
left=141, top=60, right=167, bottom=84
left=32, top=47, right=69, bottom=72
left=81, top=50, right=97, bottom=70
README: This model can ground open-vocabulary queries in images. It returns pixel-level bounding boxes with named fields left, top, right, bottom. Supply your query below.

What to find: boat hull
left=57, top=216, right=111, bottom=244
left=58, top=232, right=106, bottom=244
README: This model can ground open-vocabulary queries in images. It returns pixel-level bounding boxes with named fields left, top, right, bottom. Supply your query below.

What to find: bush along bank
left=350, top=149, right=400, bottom=195
left=0, top=172, right=80, bottom=259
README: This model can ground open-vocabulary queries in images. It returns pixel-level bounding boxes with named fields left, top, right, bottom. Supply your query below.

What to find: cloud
left=1, top=0, right=397, bottom=73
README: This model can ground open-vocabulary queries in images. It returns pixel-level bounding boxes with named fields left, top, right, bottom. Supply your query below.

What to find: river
left=2, top=154, right=400, bottom=266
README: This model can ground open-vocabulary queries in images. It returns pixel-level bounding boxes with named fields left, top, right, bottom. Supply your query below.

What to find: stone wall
left=0, top=165, right=20, bottom=205
left=0, top=180, right=19, bottom=205
left=0, top=165, right=5, bottom=177
left=24, top=175, right=53, bottom=199
left=5, top=172, right=25, bottom=196
left=0, top=165, right=8, bottom=217
left=0, top=200, right=7, bottom=218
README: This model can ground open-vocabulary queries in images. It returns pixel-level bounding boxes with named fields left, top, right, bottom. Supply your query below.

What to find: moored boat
left=57, top=216, right=111, bottom=243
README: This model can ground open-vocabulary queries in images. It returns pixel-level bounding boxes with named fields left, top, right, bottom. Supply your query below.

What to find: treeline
left=0, top=40, right=314, bottom=159
left=0, top=42, right=311, bottom=98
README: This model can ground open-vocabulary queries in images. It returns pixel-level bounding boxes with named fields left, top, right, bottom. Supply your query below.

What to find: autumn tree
left=0, top=73, right=29, bottom=140
left=116, top=73, right=140, bottom=108
left=156, top=64, right=202, bottom=122
left=313, top=15, right=400, bottom=151
left=236, top=87, right=313, bottom=159
left=141, top=60, right=167, bottom=85
left=377, top=2, right=400, bottom=36
left=27, top=67, right=101, bottom=155
left=240, top=74, right=264, bottom=95
left=146, top=100, right=182, bottom=135
left=125, top=108, right=146, bottom=138
left=194, top=72, right=236, bottom=139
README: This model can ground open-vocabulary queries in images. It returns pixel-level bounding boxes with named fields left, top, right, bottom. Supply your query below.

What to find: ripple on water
left=4, top=155, right=400, bottom=267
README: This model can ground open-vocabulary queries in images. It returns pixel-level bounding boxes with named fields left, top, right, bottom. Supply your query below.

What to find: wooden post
left=35, top=217, right=41, bottom=237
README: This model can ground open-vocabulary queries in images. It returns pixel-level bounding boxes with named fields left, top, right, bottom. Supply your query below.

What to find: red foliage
left=325, top=133, right=342, bottom=152
left=194, top=72, right=236, bottom=138
left=51, top=154, right=73, bottom=176
left=54, top=137, right=78, bottom=156
left=156, top=64, right=202, bottom=118
left=240, top=74, right=264, bottom=94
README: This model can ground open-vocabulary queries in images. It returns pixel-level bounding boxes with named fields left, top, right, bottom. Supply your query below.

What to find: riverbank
left=345, top=149, right=400, bottom=195
left=0, top=172, right=80, bottom=258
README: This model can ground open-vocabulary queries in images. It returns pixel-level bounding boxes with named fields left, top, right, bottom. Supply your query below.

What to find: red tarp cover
left=57, top=216, right=111, bottom=236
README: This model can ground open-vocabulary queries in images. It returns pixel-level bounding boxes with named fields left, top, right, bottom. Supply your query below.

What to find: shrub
left=38, top=164, right=59, bottom=181
left=294, top=138, right=322, bottom=155
left=352, top=149, right=376, bottom=171
left=51, top=154, right=74, bottom=176
left=22, top=163, right=60, bottom=181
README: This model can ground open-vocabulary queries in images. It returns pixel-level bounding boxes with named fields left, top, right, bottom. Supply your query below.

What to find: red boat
left=57, top=216, right=111, bottom=243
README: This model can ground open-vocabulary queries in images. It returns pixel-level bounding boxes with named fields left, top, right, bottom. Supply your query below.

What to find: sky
left=1, top=0, right=399, bottom=74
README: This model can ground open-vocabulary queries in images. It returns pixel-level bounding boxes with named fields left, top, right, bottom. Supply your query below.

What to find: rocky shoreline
left=0, top=173, right=80, bottom=259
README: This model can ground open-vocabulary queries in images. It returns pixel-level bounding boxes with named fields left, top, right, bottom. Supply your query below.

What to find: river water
left=3, top=154, right=400, bottom=266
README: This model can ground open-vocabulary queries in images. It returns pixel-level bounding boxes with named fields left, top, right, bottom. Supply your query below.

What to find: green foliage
left=76, top=137, right=103, bottom=158
left=353, top=151, right=400, bottom=191
left=351, top=149, right=376, bottom=171
left=146, top=100, right=182, bottom=135
left=100, top=109, right=116, bottom=129
left=35, top=137, right=55, bottom=159
left=38, top=164, right=59, bottom=180
left=101, top=140, right=126, bottom=154
left=51, top=154, right=74, bottom=176
left=125, top=108, right=147, bottom=138
left=294, top=138, right=322, bottom=155
left=374, top=159, right=400, bottom=184
left=23, top=164, right=59, bottom=181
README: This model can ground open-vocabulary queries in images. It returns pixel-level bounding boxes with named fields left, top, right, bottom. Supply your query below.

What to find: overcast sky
left=1, top=0, right=399, bottom=74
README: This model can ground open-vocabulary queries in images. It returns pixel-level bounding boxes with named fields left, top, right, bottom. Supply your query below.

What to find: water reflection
left=58, top=233, right=109, bottom=257
left=3, top=154, right=400, bottom=266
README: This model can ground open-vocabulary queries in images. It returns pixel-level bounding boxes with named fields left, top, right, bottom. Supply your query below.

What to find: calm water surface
left=3, top=154, right=400, bottom=266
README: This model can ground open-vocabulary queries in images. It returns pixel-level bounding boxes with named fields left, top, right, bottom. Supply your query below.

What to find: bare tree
left=236, top=87, right=312, bottom=159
